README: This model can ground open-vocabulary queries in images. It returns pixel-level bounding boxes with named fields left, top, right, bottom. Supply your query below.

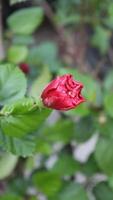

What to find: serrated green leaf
left=0, top=64, right=27, bottom=105
left=0, top=131, right=36, bottom=157
left=7, top=45, right=28, bottom=64
left=7, top=7, right=44, bottom=35
left=0, top=98, right=51, bottom=138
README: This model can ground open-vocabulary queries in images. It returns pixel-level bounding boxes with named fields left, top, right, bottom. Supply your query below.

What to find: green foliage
left=7, top=45, right=28, bottom=64
left=0, top=152, right=18, bottom=180
left=0, top=64, right=27, bottom=105
left=95, top=137, right=113, bottom=176
left=0, top=98, right=50, bottom=138
left=93, top=182, right=113, bottom=200
left=27, top=42, right=61, bottom=72
left=91, top=26, right=110, bottom=54
left=51, top=153, right=80, bottom=176
left=30, top=67, right=51, bottom=99
left=56, top=182, right=88, bottom=200
left=33, top=171, right=62, bottom=197
left=2, top=1, right=113, bottom=200
left=7, top=7, right=44, bottom=35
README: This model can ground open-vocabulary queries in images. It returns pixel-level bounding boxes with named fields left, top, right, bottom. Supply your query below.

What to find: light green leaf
left=33, top=171, right=62, bottom=197
left=30, top=67, right=51, bottom=99
left=7, top=45, right=28, bottom=64
left=7, top=7, right=44, bottom=35
left=0, top=152, right=18, bottom=180
left=95, top=137, right=113, bottom=176
left=0, top=194, right=22, bottom=200
left=0, top=98, right=51, bottom=138
left=0, top=64, right=27, bottom=105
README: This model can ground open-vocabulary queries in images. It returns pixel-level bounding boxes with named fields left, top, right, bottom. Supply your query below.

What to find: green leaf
left=81, top=154, right=100, bottom=176
left=65, top=103, right=90, bottom=117
left=0, top=152, right=18, bottom=180
left=104, top=93, right=113, bottom=118
left=93, top=182, right=113, bottom=200
left=33, top=171, right=62, bottom=197
left=51, top=153, right=80, bottom=176
left=0, top=64, right=27, bottom=105
left=98, top=117, right=113, bottom=138
left=103, top=70, right=113, bottom=92
left=30, top=67, right=51, bottom=99
left=27, top=42, right=61, bottom=72
left=91, top=26, right=110, bottom=54
left=95, top=137, right=113, bottom=176
left=0, top=98, right=51, bottom=138
left=0, top=131, right=36, bottom=157
left=43, top=120, right=74, bottom=143
left=0, top=194, right=22, bottom=200
left=57, top=182, right=88, bottom=200
left=74, top=116, right=97, bottom=143
left=7, top=7, right=44, bottom=35
left=35, top=139, right=52, bottom=155
left=7, top=45, right=28, bottom=64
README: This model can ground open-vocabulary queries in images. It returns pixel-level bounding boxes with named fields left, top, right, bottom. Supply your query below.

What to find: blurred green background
left=1, top=0, right=113, bottom=199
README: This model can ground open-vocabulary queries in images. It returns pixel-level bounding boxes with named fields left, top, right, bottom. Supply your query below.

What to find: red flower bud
left=41, top=74, right=85, bottom=111
left=19, top=63, right=30, bottom=74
